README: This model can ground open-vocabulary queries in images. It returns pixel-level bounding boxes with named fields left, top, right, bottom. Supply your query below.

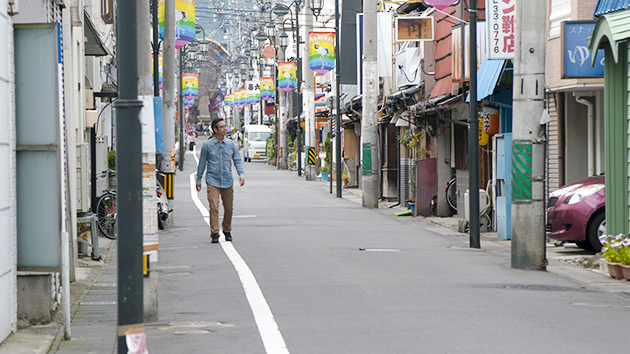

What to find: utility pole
left=511, top=0, right=547, bottom=270
left=163, top=0, right=176, bottom=171
left=361, top=0, right=378, bottom=208
left=334, top=0, right=342, bottom=198
left=295, top=1, right=303, bottom=176
left=178, top=47, right=184, bottom=172
left=138, top=0, right=159, bottom=322
left=303, top=10, right=317, bottom=181
left=467, top=0, right=480, bottom=249
left=115, top=1, right=144, bottom=352
left=279, top=89, right=288, bottom=169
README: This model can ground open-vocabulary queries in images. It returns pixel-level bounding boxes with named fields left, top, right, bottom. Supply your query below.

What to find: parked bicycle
left=96, top=170, right=117, bottom=240
left=446, top=176, right=457, bottom=212
left=155, top=170, right=172, bottom=230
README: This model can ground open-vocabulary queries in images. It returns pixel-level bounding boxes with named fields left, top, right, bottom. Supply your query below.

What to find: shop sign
left=423, top=0, right=459, bottom=11
left=395, top=17, right=434, bottom=42
left=486, top=0, right=515, bottom=60
left=562, top=21, right=604, bottom=78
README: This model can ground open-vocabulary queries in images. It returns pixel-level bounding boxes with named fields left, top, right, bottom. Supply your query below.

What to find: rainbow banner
left=309, top=32, right=335, bottom=75
left=247, top=81, right=260, bottom=104
left=278, top=62, right=297, bottom=92
left=152, top=53, right=163, bottom=90
left=182, top=73, right=198, bottom=98
left=159, top=0, right=196, bottom=49
left=183, top=98, right=194, bottom=108
left=260, top=77, right=275, bottom=101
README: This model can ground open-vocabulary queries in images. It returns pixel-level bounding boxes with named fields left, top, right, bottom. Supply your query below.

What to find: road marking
left=189, top=168, right=289, bottom=353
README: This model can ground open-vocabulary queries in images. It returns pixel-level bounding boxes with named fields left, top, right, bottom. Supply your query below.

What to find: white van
left=243, top=125, right=271, bottom=162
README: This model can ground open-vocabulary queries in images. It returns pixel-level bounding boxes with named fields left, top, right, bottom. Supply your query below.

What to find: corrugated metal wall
left=546, top=93, right=560, bottom=194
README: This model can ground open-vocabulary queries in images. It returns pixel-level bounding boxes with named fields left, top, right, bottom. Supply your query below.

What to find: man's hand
left=196, top=184, right=201, bottom=192
left=239, top=177, right=245, bottom=186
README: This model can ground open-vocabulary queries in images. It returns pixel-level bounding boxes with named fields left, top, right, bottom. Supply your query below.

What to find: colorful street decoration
left=159, top=0, right=196, bottom=49
left=182, top=73, right=198, bottom=98
left=309, top=32, right=335, bottom=75
left=260, top=77, right=275, bottom=101
left=152, top=53, right=163, bottom=90
left=247, top=81, right=260, bottom=105
left=278, top=62, right=297, bottom=92
left=183, top=98, right=195, bottom=108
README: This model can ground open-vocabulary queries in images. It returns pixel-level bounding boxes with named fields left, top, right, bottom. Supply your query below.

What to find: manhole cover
left=359, top=248, right=400, bottom=252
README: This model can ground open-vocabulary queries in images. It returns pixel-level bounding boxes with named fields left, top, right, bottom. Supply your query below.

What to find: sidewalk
left=335, top=182, right=630, bottom=301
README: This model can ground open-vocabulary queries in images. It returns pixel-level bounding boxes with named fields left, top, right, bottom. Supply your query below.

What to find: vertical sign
left=486, top=0, right=515, bottom=60
left=278, top=62, right=298, bottom=92
left=309, top=32, right=336, bottom=75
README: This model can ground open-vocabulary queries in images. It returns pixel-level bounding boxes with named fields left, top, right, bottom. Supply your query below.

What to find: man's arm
left=232, top=141, right=245, bottom=186
left=195, top=142, right=207, bottom=189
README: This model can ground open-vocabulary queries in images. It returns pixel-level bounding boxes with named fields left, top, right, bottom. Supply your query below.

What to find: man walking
left=196, top=118, right=245, bottom=243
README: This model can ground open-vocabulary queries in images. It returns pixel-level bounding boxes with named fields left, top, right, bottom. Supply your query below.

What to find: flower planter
left=621, top=264, right=630, bottom=281
left=607, top=262, right=625, bottom=280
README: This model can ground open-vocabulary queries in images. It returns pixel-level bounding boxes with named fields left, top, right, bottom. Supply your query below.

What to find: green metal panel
left=511, top=140, right=532, bottom=203
left=362, top=143, right=372, bottom=175
left=604, top=45, right=628, bottom=237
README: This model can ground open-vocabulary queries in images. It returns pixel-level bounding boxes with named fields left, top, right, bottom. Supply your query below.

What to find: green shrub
left=107, top=150, right=116, bottom=170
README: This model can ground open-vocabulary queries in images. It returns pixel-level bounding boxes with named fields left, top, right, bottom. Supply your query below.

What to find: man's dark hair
left=211, top=118, right=224, bottom=132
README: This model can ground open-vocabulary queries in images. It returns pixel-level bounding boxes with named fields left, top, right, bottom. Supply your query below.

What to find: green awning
left=589, top=9, right=630, bottom=64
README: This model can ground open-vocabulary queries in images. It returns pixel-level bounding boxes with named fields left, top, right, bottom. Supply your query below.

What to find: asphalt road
left=144, top=149, right=630, bottom=353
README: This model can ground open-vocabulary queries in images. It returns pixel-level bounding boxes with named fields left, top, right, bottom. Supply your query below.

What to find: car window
left=249, top=132, right=270, bottom=141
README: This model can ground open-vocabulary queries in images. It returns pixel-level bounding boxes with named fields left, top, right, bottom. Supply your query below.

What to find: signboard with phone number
left=486, top=0, right=515, bottom=60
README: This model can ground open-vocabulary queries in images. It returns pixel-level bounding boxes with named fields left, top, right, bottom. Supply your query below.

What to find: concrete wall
left=564, top=94, right=589, bottom=183
left=0, top=0, right=17, bottom=342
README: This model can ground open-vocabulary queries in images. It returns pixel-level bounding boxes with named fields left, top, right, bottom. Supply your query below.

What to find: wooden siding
left=627, top=44, right=630, bottom=232
left=604, top=45, right=628, bottom=236
left=547, top=93, right=560, bottom=194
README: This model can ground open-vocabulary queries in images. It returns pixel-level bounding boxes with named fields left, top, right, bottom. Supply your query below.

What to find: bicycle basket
left=107, top=171, right=117, bottom=190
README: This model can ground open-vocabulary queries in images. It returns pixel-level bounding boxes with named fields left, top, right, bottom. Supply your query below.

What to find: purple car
left=546, top=175, right=606, bottom=251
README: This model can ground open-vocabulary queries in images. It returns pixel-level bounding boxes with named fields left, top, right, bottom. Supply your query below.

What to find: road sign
left=307, top=147, right=317, bottom=165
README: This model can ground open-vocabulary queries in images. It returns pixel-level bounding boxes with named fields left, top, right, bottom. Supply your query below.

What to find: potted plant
left=342, top=171, right=349, bottom=186
left=601, top=234, right=630, bottom=279
left=320, top=166, right=329, bottom=182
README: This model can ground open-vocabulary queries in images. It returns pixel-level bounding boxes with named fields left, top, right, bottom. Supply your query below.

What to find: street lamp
left=199, top=40, right=208, bottom=56
left=265, top=23, right=276, bottom=38
left=279, top=31, right=289, bottom=52
left=308, top=0, right=324, bottom=20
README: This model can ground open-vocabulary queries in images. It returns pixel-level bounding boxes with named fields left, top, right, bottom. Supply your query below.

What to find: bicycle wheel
left=446, top=180, right=457, bottom=212
left=96, top=192, right=117, bottom=239
left=287, top=153, right=297, bottom=171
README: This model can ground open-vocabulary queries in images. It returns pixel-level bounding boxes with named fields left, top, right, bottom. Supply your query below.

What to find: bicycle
left=96, top=170, right=117, bottom=240
left=445, top=176, right=457, bottom=212
left=287, top=152, right=297, bottom=171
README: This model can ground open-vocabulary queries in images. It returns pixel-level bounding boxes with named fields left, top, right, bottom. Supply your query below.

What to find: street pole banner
left=183, top=98, right=194, bottom=108
left=182, top=73, right=198, bottom=98
left=152, top=53, right=163, bottom=89
left=486, top=0, right=515, bottom=60
left=260, top=77, right=275, bottom=101
left=158, top=0, right=196, bottom=49
left=247, top=81, right=260, bottom=104
left=278, top=62, right=297, bottom=92
left=309, top=32, right=335, bottom=75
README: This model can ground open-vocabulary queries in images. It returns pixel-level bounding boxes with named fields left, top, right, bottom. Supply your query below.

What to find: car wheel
left=575, top=240, right=594, bottom=251
left=587, top=211, right=606, bottom=252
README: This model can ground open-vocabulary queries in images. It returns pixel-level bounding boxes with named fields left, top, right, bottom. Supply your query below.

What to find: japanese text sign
left=486, top=0, right=515, bottom=60
left=395, top=17, right=434, bottom=42
left=562, top=21, right=604, bottom=78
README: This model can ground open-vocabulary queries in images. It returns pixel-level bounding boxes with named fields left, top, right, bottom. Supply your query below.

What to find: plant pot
left=408, top=202, right=415, bottom=216
left=321, top=172, right=329, bottom=182
left=621, top=264, right=630, bottom=281
left=607, top=262, right=625, bottom=280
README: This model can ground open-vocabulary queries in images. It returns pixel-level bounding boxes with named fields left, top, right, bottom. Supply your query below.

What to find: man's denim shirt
left=196, top=137, right=245, bottom=188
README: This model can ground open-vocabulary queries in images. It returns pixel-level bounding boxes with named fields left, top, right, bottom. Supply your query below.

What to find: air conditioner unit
left=76, top=143, right=91, bottom=212
left=394, top=45, right=423, bottom=89
left=464, top=189, right=489, bottom=222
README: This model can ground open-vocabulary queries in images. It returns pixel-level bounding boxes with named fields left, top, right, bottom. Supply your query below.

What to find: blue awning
left=466, top=55, right=506, bottom=103
left=594, top=0, right=630, bottom=17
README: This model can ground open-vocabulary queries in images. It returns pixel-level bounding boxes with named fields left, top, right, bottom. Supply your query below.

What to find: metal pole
left=179, top=47, right=184, bottom=171
left=335, top=0, right=342, bottom=197
left=115, top=1, right=144, bottom=352
left=162, top=0, right=176, bottom=171
left=152, top=0, right=160, bottom=97
left=361, top=0, right=378, bottom=208
left=467, top=0, right=480, bottom=249
left=296, top=2, right=303, bottom=176
left=511, top=0, right=547, bottom=270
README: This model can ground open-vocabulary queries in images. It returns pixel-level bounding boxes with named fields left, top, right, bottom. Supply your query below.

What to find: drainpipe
left=574, top=94, right=594, bottom=176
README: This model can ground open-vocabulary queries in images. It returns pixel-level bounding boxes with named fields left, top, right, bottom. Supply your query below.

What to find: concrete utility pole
left=279, top=90, right=288, bottom=169
left=138, top=0, right=159, bottom=322
left=361, top=0, right=378, bottom=208
left=303, top=10, right=317, bottom=181
left=162, top=0, right=176, bottom=171
left=467, top=0, right=480, bottom=249
left=511, top=0, right=547, bottom=270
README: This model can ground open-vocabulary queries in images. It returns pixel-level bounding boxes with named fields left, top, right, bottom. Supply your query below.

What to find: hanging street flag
left=260, top=77, right=275, bottom=101
left=247, top=81, right=260, bottom=105
left=183, top=98, right=195, bottom=108
left=278, top=62, right=298, bottom=92
left=309, top=32, right=335, bottom=75
left=159, top=0, right=196, bottom=49
left=182, top=73, right=198, bottom=98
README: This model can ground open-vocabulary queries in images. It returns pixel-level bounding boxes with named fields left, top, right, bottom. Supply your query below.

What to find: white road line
left=189, top=158, right=289, bottom=354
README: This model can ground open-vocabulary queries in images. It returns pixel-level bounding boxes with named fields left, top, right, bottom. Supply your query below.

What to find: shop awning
left=466, top=55, right=506, bottom=103
left=589, top=9, right=630, bottom=64
left=84, top=11, right=110, bottom=56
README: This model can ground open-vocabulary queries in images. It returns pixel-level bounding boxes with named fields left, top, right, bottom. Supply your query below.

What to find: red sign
left=423, top=0, right=459, bottom=11
left=265, top=102, right=275, bottom=114
left=263, top=46, right=276, bottom=59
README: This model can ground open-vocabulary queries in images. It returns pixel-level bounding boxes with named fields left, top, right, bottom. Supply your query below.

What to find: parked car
left=546, top=175, right=606, bottom=251
left=243, top=124, right=271, bottom=162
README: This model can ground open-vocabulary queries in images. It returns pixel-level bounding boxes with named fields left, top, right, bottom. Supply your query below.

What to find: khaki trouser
left=206, top=183, right=234, bottom=235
